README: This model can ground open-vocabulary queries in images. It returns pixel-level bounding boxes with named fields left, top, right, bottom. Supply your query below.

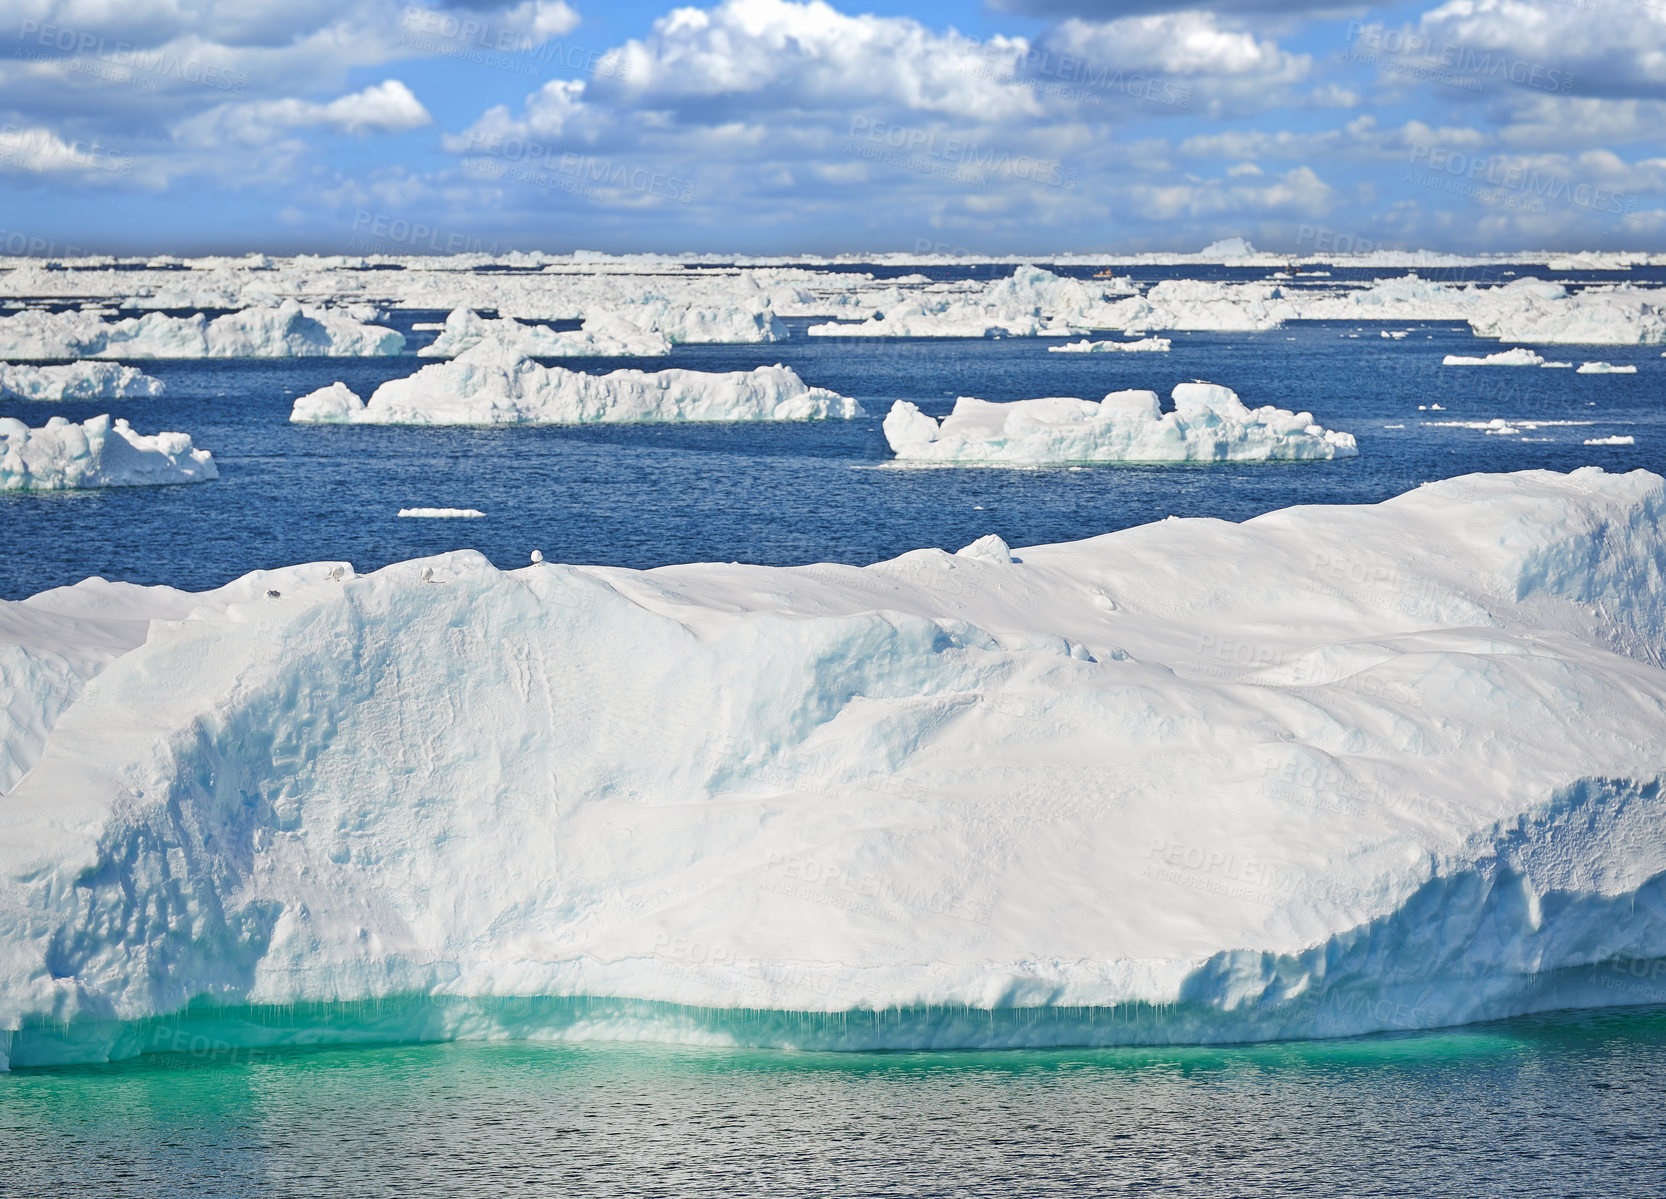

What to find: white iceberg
left=0, top=414, right=217, bottom=490
left=1443, top=348, right=1545, bottom=366
left=418, top=309, right=671, bottom=358
left=882, top=383, right=1358, bottom=464
left=291, top=345, right=863, bottom=426
left=398, top=507, right=486, bottom=518
left=0, top=361, right=165, bottom=400
left=1049, top=338, right=1171, bottom=353
left=1584, top=436, right=1636, bottom=446
left=7, top=468, right=1666, bottom=1065
left=1577, top=362, right=1638, bottom=374
left=0, top=301, right=404, bottom=358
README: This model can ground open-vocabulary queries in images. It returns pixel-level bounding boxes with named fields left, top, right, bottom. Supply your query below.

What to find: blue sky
left=1, top=0, right=1662, bottom=254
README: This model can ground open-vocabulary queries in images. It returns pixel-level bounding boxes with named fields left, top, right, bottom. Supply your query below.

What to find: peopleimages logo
left=16, top=19, right=249, bottom=92
left=1345, top=21, right=1574, bottom=95
left=847, top=117, right=1077, bottom=188
left=1407, top=146, right=1638, bottom=215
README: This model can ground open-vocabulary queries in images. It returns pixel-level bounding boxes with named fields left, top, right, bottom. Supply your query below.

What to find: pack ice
left=291, top=345, right=862, bottom=425
left=883, top=384, right=1358, bottom=464
left=0, top=414, right=217, bottom=491
left=0, top=361, right=165, bottom=400
left=6, top=468, right=1666, bottom=1065
left=0, top=302, right=403, bottom=358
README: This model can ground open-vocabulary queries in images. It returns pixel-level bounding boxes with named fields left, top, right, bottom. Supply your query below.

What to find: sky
left=0, top=0, right=1662, bottom=255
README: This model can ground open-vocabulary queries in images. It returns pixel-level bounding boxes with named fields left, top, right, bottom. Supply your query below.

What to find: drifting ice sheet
left=291, top=345, right=863, bottom=425
left=882, top=384, right=1358, bottom=463
left=0, top=301, right=404, bottom=358
left=1443, top=348, right=1544, bottom=366
left=1049, top=338, right=1171, bottom=353
left=6, top=469, right=1666, bottom=1065
left=418, top=310, right=670, bottom=358
left=0, top=361, right=165, bottom=400
left=0, top=414, right=217, bottom=490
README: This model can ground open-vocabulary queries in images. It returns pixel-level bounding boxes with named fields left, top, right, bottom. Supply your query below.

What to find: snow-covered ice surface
left=0, top=302, right=404, bottom=358
left=418, top=310, right=670, bottom=358
left=883, top=384, right=1357, bottom=464
left=0, top=361, right=165, bottom=400
left=0, top=414, right=217, bottom=491
left=5, top=468, right=1666, bottom=1067
left=1443, top=348, right=1545, bottom=366
left=291, top=345, right=863, bottom=426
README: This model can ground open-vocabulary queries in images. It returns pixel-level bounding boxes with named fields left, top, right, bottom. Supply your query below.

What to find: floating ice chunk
left=884, top=383, right=1357, bottom=464
left=0, top=361, right=165, bottom=400
left=1584, top=436, right=1636, bottom=446
left=1577, top=361, right=1637, bottom=374
left=398, top=508, right=486, bottom=518
left=0, top=301, right=403, bottom=358
left=1443, top=348, right=1545, bottom=366
left=1049, top=337, right=1171, bottom=353
left=418, top=309, right=670, bottom=358
left=6, top=470, right=1666, bottom=1060
left=0, top=414, right=217, bottom=490
left=291, top=345, right=863, bottom=425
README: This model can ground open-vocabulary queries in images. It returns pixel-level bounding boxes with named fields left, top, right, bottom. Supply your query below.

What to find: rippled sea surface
left=4, top=1007, right=1666, bottom=1197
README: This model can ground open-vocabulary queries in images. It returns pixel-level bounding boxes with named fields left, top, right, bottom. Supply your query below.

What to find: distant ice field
left=0, top=275, right=1661, bottom=600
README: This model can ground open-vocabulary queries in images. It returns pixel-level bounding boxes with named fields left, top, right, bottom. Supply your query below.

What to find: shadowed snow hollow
left=4, top=469, right=1666, bottom=1065
left=883, top=384, right=1357, bottom=463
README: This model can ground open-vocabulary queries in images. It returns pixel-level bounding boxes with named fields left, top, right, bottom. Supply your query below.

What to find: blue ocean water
left=3, top=1006, right=1665, bottom=1197
left=2, top=308, right=1660, bottom=599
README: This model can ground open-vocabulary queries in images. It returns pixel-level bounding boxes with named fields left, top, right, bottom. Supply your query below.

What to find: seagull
left=530, top=550, right=544, bottom=564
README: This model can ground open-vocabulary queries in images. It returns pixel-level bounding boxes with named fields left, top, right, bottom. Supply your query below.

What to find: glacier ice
left=0, top=361, right=165, bottom=400
left=882, top=384, right=1358, bottom=464
left=291, top=345, right=863, bottom=425
left=0, top=302, right=404, bottom=359
left=0, top=414, right=217, bottom=491
left=6, top=468, right=1666, bottom=1066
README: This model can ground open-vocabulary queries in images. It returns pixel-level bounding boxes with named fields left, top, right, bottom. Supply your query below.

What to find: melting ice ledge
left=5, top=467, right=1666, bottom=1067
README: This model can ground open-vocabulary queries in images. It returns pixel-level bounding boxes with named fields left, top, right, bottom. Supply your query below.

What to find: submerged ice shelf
left=4, top=468, right=1666, bottom=1066
left=883, top=384, right=1358, bottom=464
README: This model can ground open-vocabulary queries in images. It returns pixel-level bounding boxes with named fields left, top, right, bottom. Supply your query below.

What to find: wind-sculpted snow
left=0, top=361, right=165, bottom=400
left=0, top=414, right=217, bottom=491
left=0, top=302, right=404, bottom=359
left=883, top=384, right=1358, bottom=464
left=291, top=345, right=862, bottom=425
left=419, top=309, right=671, bottom=358
left=7, top=468, right=1666, bottom=1065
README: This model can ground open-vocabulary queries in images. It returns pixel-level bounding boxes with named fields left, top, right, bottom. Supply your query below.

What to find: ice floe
left=0, top=414, right=216, bottom=490
left=882, top=383, right=1357, bottom=464
left=0, top=361, right=165, bottom=400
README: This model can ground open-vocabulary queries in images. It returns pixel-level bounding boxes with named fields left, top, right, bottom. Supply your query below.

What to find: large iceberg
left=0, top=414, right=217, bottom=490
left=5, top=468, right=1666, bottom=1066
left=883, top=384, right=1358, bottom=464
left=0, top=361, right=165, bottom=400
left=291, top=346, right=862, bottom=425
left=0, top=302, right=404, bottom=358
left=418, top=309, right=671, bottom=358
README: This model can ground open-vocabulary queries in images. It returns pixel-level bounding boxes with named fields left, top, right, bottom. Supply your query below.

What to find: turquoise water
left=4, top=1005, right=1664, bottom=1196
